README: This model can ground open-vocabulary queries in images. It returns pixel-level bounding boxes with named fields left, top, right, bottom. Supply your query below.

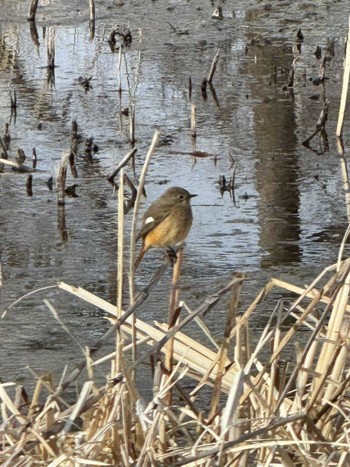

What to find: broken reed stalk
left=10, top=90, right=17, bottom=111
left=338, top=155, right=350, bottom=225
left=337, top=223, right=350, bottom=270
left=336, top=16, right=350, bottom=137
left=232, top=324, right=250, bottom=452
left=69, top=121, right=79, bottom=178
left=117, top=171, right=125, bottom=318
left=208, top=274, right=243, bottom=421
left=57, top=203, right=68, bottom=241
left=141, top=276, right=242, bottom=369
left=129, top=104, right=135, bottom=145
left=107, top=147, right=137, bottom=187
left=315, top=263, right=350, bottom=401
left=302, top=100, right=329, bottom=146
left=89, top=0, right=95, bottom=22
left=336, top=18, right=350, bottom=227
left=0, top=158, right=28, bottom=173
left=164, top=246, right=184, bottom=405
left=57, top=152, right=69, bottom=206
left=183, top=301, right=220, bottom=350
left=207, top=48, right=220, bottom=85
left=129, top=130, right=160, bottom=302
left=116, top=172, right=125, bottom=375
left=0, top=136, right=8, bottom=159
left=89, top=17, right=95, bottom=41
left=32, top=148, right=37, bottom=169
left=47, top=27, right=55, bottom=69
left=117, top=46, right=122, bottom=93
left=234, top=312, right=249, bottom=370
left=123, top=174, right=137, bottom=214
left=188, top=75, right=192, bottom=101
left=26, top=174, right=33, bottom=197
left=191, top=102, right=196, bottom=138
left=123, top=51, right=142, bottom=145
left=27, top=0, right=39, bottom=21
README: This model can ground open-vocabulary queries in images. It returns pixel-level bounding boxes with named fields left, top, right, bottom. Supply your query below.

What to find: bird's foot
left=165, top=247, right=178, bottom=266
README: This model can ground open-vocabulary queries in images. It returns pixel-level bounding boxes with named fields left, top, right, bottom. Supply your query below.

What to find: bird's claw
left=165, top=247, right=177, bottom=266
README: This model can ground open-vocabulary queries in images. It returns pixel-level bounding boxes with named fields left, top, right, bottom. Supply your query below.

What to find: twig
left=27, top=0, right=39, bottom=21
left=123, top=173, right=137, bottom=214
left=302, top=100, right=329, bottom=147
left=207, top=49, right=220, bottom=84
left=107, top=147, right=137, bottom=188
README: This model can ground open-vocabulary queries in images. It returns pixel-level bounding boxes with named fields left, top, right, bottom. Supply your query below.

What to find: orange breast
left=144, top=205, right=192, bottom=249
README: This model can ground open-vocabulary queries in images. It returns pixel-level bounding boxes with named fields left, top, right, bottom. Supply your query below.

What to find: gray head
left=159, top=186, right=197, bottom=206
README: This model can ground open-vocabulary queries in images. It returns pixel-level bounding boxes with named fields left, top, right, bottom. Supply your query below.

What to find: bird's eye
left=178, top=194, right=185, bottom=200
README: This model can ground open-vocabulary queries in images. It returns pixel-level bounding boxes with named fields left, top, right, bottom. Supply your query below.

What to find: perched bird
left=135, top=186, right=197, bottom=269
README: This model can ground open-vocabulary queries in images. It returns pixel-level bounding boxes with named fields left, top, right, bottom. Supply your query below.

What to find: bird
left=135, top=186, right=197, bottom=269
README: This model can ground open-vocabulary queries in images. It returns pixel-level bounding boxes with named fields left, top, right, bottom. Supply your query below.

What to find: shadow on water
left=0, top=0, right=349, bottom=391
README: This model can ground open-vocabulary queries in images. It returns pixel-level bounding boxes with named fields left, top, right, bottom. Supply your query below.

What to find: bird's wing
left=136, top=204, right=173, bottom=242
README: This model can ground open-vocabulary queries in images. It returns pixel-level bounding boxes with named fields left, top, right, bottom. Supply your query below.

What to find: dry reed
left=2, top=261, right=350, bottom=465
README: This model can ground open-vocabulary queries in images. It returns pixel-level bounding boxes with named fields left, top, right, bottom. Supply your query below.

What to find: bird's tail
left=134, top=245, right=147, bottom=270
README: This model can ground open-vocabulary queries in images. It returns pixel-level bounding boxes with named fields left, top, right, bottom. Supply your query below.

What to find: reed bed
left=1, top=257, right=350, bottom=466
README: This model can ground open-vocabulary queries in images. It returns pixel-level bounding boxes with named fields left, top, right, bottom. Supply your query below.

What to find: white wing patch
left=145, top=216, right=154, bottom=224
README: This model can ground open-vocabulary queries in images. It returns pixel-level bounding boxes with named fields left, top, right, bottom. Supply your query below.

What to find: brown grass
left=2, top=257, right=350, bottom=466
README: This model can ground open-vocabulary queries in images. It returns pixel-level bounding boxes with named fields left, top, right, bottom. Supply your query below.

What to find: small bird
left=135, top=186, right=197, bottom=269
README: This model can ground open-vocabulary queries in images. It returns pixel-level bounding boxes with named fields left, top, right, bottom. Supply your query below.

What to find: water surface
left=0, top=0, right=349, bottom=391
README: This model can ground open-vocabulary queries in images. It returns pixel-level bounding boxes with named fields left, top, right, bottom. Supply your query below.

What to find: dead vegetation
left=2, top=258, right=350, bottom=466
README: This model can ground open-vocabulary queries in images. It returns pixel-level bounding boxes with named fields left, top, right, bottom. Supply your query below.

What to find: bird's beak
left=190, top=194, right=197, bottom=198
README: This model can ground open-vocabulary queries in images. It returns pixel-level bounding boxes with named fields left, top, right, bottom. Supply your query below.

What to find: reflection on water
left=0, top=0, right=349, bottom=388
left=245, top=41, right=301, bottom=267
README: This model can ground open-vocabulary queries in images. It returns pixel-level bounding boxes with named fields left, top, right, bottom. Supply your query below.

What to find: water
left=0, top=0, right=349, bottom=391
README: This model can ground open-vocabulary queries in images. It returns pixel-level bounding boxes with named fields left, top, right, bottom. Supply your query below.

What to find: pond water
left=0, top=0, right=349, bottom=392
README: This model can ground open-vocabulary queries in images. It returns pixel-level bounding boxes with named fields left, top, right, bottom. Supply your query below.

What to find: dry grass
left=1, top=259, right=350, bottom=466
